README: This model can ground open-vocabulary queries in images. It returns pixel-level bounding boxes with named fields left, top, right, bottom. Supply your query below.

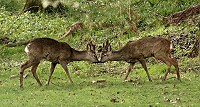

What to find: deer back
left=25, top=38, right=72, bottom=62
left=99, top=37, right=171, bottom=62
left=25, top=38, right=98, bottom=63
left=125, top=37, right=171, bottom=58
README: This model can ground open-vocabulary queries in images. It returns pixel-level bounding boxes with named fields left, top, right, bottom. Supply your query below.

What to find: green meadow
left=0, top=0, right=199, bottom=106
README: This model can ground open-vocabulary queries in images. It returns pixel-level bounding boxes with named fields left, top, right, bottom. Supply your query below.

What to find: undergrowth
left=0, top=0, right=200, bottom=106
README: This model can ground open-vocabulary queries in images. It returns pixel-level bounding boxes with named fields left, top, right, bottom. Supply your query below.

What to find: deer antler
left=104, top=40, right=111, bottom=51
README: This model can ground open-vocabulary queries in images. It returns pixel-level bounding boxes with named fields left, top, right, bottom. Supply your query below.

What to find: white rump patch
left=25, top=44, right=30, bottom=53
left=42, top=0, right=61, bottom=8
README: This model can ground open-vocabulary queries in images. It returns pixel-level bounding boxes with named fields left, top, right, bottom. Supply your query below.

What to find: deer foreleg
left=138, top=59, right=152, bottom=81
left=60, top=61, right=73, bottom=83
left=46, top=62, right=57, bottom=85
left=124, top=62, right=135, bottom=80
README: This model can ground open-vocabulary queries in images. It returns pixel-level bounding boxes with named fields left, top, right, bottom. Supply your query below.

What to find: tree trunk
left=21, top=0, right=42, bottom=13
left=164, top=4, right=200, bottom=24
left=20, top=0, right=64, bottom=14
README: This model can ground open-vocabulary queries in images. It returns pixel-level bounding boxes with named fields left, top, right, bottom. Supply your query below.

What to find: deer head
left=98, top=40, right=112, bottom=63
left=86, top=41, right=99, bottom=63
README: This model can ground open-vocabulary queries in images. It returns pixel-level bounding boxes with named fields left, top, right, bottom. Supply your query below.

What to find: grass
left=0, top=57, right=200, bottom=106
left=0, top=0, right=200, bottom=106
left=0, top=66, right=200, bottom=106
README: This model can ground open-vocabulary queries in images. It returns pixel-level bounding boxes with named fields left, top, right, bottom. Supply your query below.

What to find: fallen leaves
left=124, top=78, right=143, bottom=86
left=110, top=97, right=118, bottom=103
left=164, top=97, right=181, bottom=105
left=92, top=79, right=106, bottom=83
left=164, top=4, right=200, bottom=24
left=110, top=97, right=125, bottom=103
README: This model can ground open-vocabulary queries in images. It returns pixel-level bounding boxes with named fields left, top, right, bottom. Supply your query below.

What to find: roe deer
left=20, top=38, right=98, bottom=87
left=99, top=37, right=180, bottom=81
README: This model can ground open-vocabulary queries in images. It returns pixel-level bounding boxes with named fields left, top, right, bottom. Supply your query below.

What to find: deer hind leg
left=170, top=57, right=180, bottom=80
left=31, top=62, right=42, bottom=86
left=20, top=60, right=35, bottom=87
left=46, top=62, right=57, bottom=86
left=138, top=59, right=152, bottom=81
left=154, top=54, right=172, bottom=81
left=60, top=61, right=73, bottom=83
left=160, top=54, right=180, bottom=81
left=124, top=62, right=135, bottom=80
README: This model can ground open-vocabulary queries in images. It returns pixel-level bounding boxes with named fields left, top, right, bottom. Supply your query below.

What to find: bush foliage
left=0, top=0, right=200, bottom=106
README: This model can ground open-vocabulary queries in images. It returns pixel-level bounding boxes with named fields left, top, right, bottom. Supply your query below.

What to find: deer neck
left=71, top=49, right=89, bottom=61
left=110, top=50, right=126, bottom=61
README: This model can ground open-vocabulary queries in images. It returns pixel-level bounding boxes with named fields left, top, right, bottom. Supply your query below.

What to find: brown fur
left=100, top=37, right=180, bottom=81
left=20, top=38, right=98, bottom=87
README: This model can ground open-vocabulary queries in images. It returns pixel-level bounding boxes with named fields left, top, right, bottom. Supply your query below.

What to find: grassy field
left=0, top=64, right=200, bottom=106
left=0, top=0, right=200, bottom=106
